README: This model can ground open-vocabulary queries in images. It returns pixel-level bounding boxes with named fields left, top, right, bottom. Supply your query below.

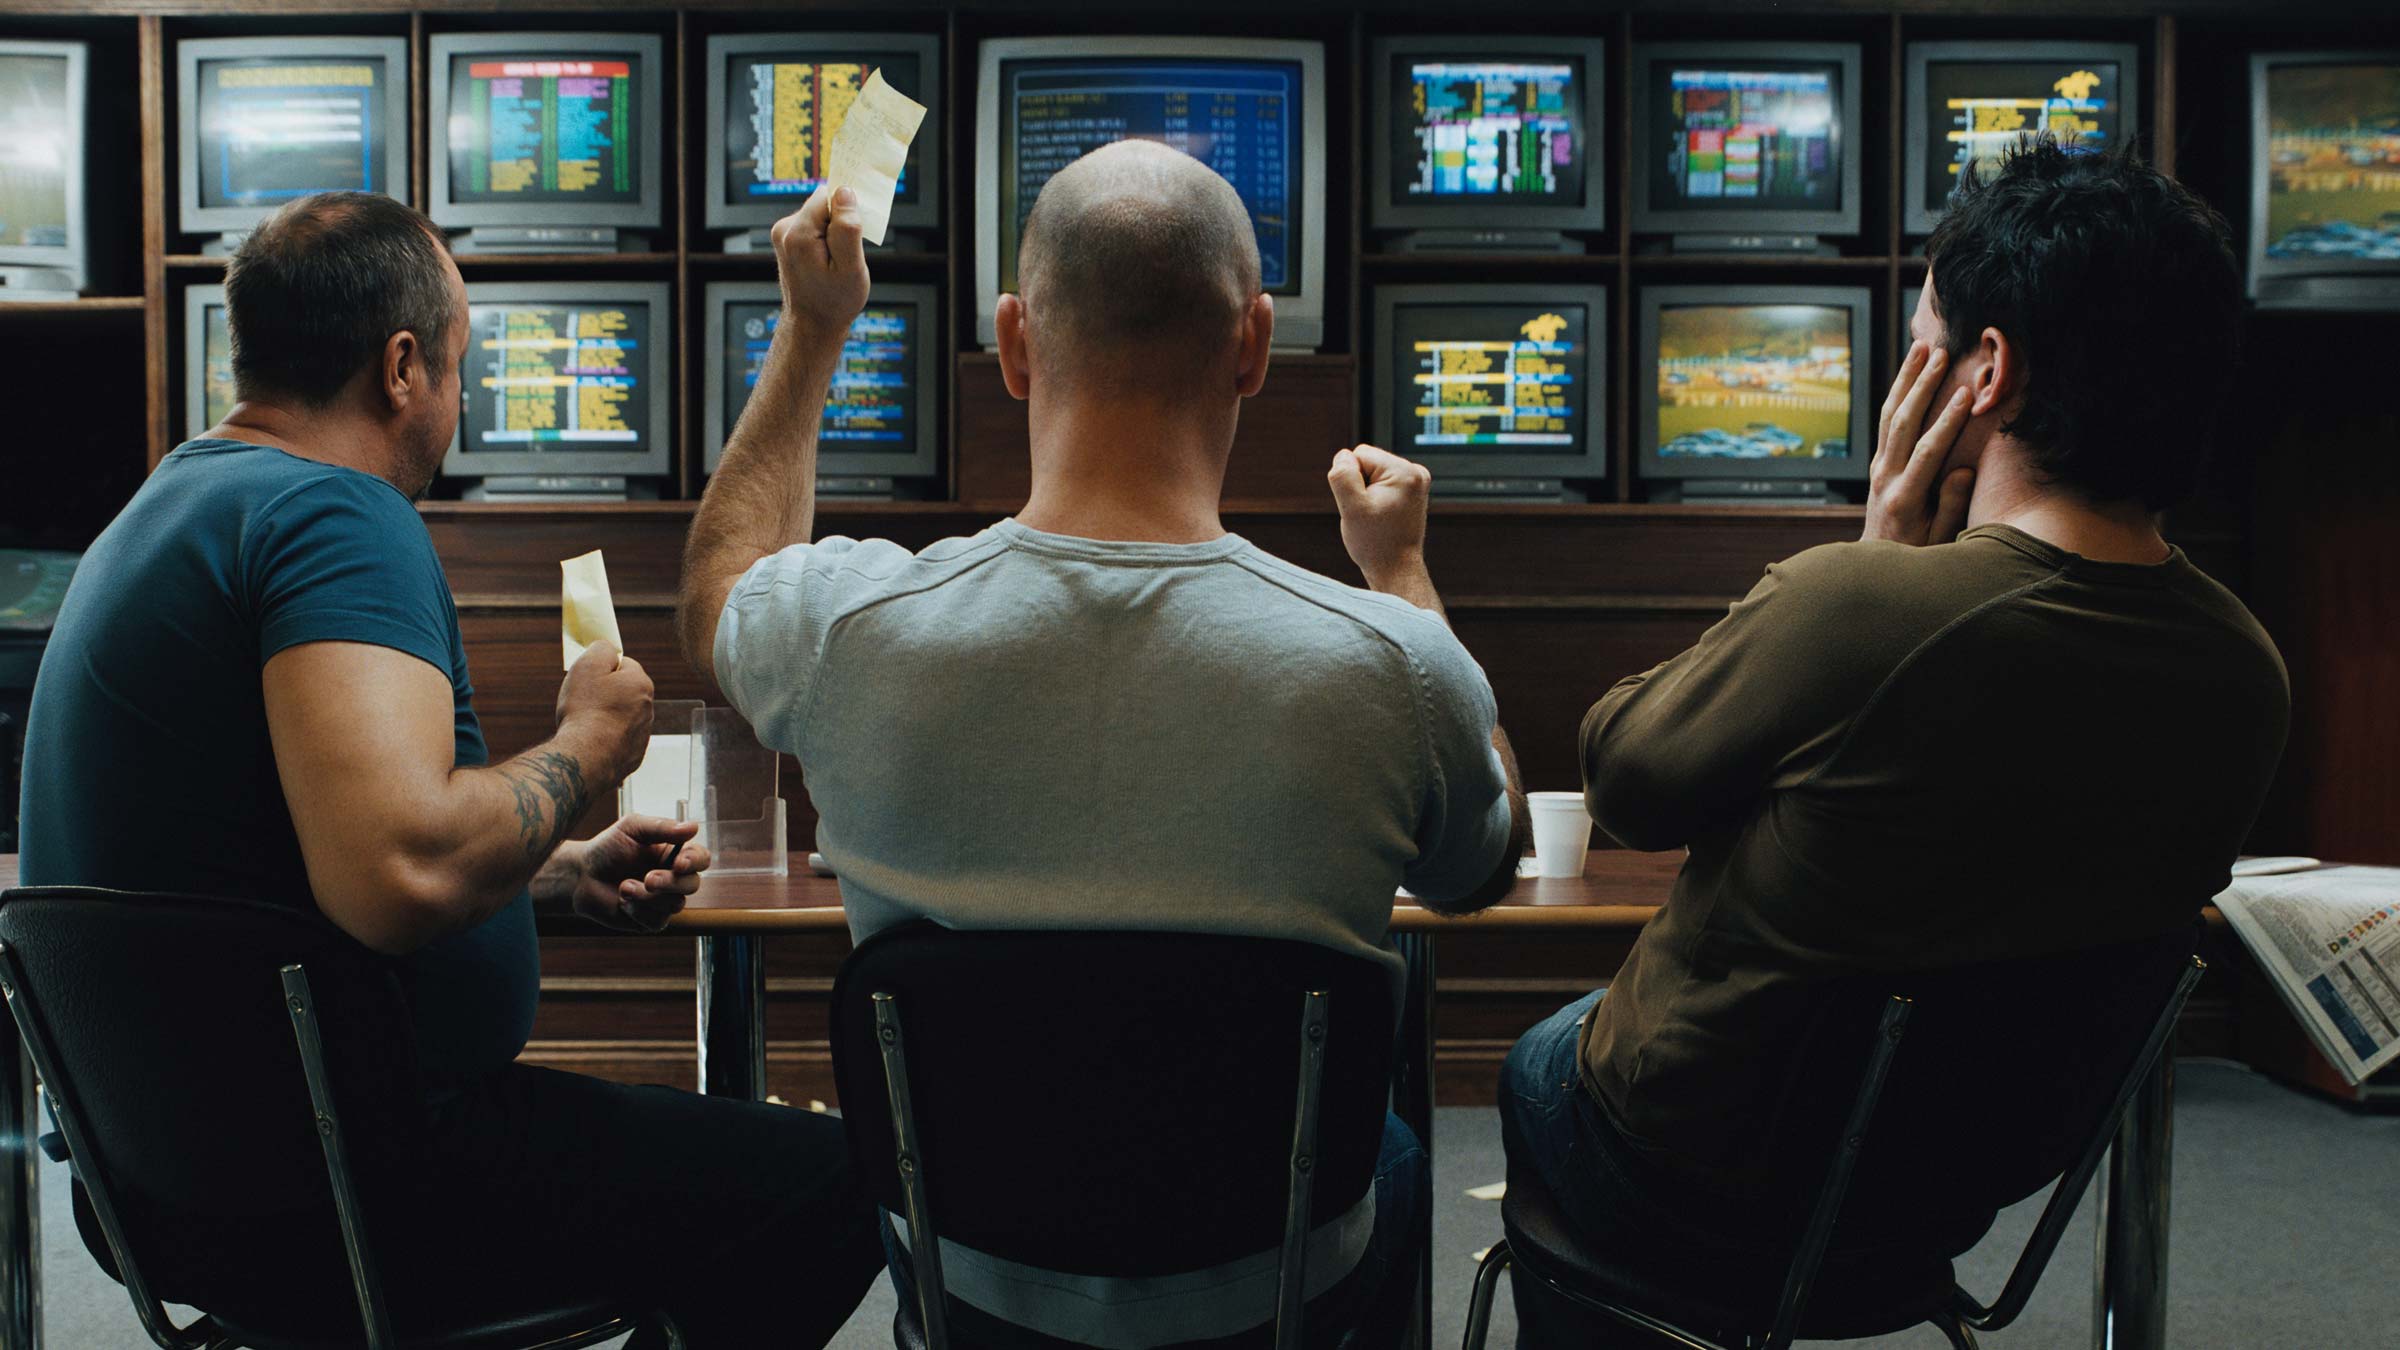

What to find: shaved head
left=1017, top=140, right=1262, bottom=400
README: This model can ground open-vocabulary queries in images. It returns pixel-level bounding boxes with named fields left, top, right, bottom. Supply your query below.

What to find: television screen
left=722, top=50, right=926, bottom=208
left=459, top=297, right=654, bottom=454
left=1648, top=61, right=1842, bottom=210
left=720, top=298, right=921, bottom=450
left=997, top=55, right=1303, bottom=293
left=1390, top=55, right=1586, bottom=205
left=2261, top=61, right=2400, bottom=263
left=445, top=53, right=642, bottom=206
left=1920, top=58, right=2122, bottom=215
left=1388, top=300, right=1590, bottom=455
left=199, top=297, right=234, bottom=431
left=0, top=51, right=73, bottom=251
left=1654, top=303, right=1855, bottom=461
left=194, top=53, right=392, bottom=208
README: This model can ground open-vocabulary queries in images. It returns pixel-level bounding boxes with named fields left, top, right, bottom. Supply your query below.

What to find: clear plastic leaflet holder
left=617, top=701, right=789, bottom=877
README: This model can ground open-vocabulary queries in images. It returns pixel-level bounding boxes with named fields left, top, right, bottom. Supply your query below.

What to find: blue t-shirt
left=19, top=440, right=538, bottom=1074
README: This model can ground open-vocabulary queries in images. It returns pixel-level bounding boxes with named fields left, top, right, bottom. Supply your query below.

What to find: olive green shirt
left=1577, top=524, right=2289, bottom=1188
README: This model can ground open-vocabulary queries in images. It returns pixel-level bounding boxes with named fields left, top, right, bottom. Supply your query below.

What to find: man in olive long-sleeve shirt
left=1501, top=141, right=2290, bottom=1344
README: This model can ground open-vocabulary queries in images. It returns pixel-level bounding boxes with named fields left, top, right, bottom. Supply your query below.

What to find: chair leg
left=1931, top=1308, right=1979, bottom=1350
left=1461, top=1240, right=1513, bottom=1350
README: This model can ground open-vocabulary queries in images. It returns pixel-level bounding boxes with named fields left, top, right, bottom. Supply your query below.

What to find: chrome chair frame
left=870, top=986, right=1336, bottom=1350
left=0, top=937, right=664, bottom=1350
left=1461, top=958, right=2205, bottom=1350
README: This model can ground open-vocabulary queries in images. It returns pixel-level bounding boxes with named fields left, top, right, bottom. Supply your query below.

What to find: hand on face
left=771, top=184, right=871, bottom=348
left=575, top=814, right=711, bottom=933
left=1328, top=444, right=1433, bottom=590
left=1863, top=340, right=1977, bottom=546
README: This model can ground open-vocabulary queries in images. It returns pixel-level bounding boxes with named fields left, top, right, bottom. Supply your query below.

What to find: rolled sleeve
left=1400, top=628, right=1513, bottom=903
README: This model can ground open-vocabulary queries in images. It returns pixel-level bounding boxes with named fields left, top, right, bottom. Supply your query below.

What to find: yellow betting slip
left=560, top=549, right=624, bottom=671
left=825, top=69, right=928, bottom=246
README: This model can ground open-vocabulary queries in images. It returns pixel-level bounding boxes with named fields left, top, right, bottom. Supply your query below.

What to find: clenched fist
left=1328, top=444, right=1434, bottom=595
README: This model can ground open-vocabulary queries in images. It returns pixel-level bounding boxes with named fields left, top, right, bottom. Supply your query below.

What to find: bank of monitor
left=1637, top=285, right=1872, bottom=504
left=1371, top=285, right=1608, bottom=500
left=442, top=282, right=672, bottom=498
left=1368, top=35, right=1607, bottom=251
left=2248, top=51, right=2400, bottom=310
left=1905, top=42, right=2137, bottom=237
left=1630, top=41, right=1861, bottom=251
left=426, top=33, right=664, bottom=252
left=702, top=281, right=940, bottom=495
left=976, top=36, right=1327, bottom=348
left=182, top=284, right=235, bottom=438
left=704, top=32, right=942, bottom=248
left=175, top=37, right=411, bottom=248
left=0, top=40, right=88, bottom=300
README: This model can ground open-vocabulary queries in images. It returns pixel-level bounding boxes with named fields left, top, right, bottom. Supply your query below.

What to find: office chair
left=1462, top=928, right=2205, bottom=1350
left=831, top=922, right=1399, bottom=1350
left=0, top=886, right=672, bottom=1350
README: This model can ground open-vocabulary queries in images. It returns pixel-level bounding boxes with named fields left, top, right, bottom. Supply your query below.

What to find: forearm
left=1365, top=553, right=1445, bottom=620
left=679, top=318, right=843, bottom=675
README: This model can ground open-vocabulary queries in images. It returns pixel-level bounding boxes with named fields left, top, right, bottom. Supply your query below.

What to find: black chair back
left=1768, top=925, right=2204, bottom=1254
left=831, top=922, right=1394, bottom=1279
left=0, top=888, right=422, bottom=1299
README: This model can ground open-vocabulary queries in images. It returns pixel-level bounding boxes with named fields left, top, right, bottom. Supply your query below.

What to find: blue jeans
left=1499, top=992, right=1750, bottom=1349
left=883, top=1112, right=1426, bottom=1348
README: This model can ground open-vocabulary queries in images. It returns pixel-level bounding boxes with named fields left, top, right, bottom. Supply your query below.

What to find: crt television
left=183, top=283, right=235, bottom=438
left=702, top=280, right=941, bottom=491
left=1637, top=285, right=1873, bottom=501
left=0, top=40, right=88, bottom=299
left=1630, top=41, right=1861, bottom=247
left=1905, top=41, right=2138, bottom=237
left=175, top=37, right=412, bottom=244
left=2247, top=51, right=2400, bottom=310
left=704, top=32, right=943, bottom=242
left=426, top=33, right=664, bottom=245
left=1370, top=284, right=1608, bottom=499
left=1367, top=35, right=1607, bottom=248
left=442, top=281, right=673, bottom=490
left=976, top=35, right=1328, bottom=349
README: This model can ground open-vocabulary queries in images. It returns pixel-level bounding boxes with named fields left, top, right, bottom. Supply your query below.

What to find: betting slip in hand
left=824, top=69, right=928, bottom=246
left=560, top=549, right=624, bottom=671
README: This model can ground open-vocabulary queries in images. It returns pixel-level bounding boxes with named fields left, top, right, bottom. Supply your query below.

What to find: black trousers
left=79, top=1062, right=885, bottom=1347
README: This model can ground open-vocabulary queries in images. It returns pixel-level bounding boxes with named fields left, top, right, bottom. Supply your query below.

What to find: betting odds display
left=1392, top=56, right=1585, bottom=203
left=0, top=52, right=71, bottom=250
left=1392, top=303, right=1587, bottom=452
left=448, top=55, right=640, bottom=204
left=1654, top=63, right=1841, bottom=207
left=462, top=301, right=652, bottom=452
left=1921, top=59, right=2118, bottom=211
left=721, top=300, right=919, bottom=448
left=722, top=52, right=924, bottom=206
left=1000, top=57, right=1301, bottom=292
left=196, top=56, right=388, bottom=207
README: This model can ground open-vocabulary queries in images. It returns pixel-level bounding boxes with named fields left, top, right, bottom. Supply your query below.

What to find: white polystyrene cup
left=1527, top=791, right=1593, bottom=878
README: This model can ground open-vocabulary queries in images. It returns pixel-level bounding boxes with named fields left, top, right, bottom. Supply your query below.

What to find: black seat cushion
left=209, top=1298, right=637, bottom=1350
left=1500, top=1159, right=1957, bottom=1344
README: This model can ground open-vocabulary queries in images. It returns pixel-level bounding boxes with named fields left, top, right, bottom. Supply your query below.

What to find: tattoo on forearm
left=499, top=750, right=590, bottom=861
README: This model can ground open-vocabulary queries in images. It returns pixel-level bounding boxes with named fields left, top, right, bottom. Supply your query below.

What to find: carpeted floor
left=39, top=1060, right=2398, bottom=1347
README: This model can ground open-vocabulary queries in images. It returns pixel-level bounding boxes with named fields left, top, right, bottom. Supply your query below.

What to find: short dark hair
left=1926, top=138, right=2241, bottom=511
left=1019, top=141, right=1260, bottom=398
left=224, top=192, right=456, bottom=408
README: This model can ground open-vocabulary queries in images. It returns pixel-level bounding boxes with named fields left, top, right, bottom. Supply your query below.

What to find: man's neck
left=1965, top=440, right=2170, bottom=565
left=208, top=401, right=408, bottom=493
left=1013, top=396, right=1232, bottom=545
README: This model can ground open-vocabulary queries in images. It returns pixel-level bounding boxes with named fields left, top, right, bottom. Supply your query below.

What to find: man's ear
left=382, top=329, right=420, bottom=416
left=1235, top=293, right=1274, bottom=399
left=1972, top=325, right=2021, bottom=419
left=995, top=293, right=1032, bottom=402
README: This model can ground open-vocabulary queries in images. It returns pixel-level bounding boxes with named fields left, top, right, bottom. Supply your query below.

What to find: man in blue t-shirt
left=20, top=193, right=879, bottom=1346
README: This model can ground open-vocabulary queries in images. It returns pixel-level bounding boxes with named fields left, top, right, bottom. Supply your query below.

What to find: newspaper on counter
left=2214, top=864, right=2400, bottom=1085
